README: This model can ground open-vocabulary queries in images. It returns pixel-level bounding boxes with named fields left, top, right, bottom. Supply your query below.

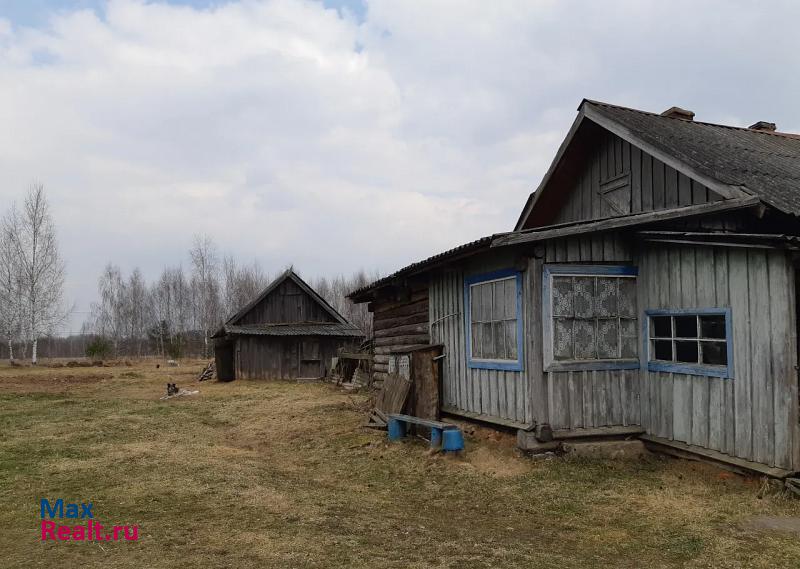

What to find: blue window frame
left=464, top=269, right=524, bottom=371
left=543, top=264, right=640, bottom=372
left=644, top=308, right=734, bottom=379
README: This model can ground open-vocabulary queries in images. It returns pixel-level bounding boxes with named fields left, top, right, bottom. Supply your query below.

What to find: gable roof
left=516, top=99, right=800, bottom=229
left=216, top=268, right=362, bottom=338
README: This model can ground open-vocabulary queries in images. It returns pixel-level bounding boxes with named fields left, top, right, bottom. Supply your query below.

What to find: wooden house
left=350, top=100, right=800, bottom=477
left=213, top=269, right=363, bottom=380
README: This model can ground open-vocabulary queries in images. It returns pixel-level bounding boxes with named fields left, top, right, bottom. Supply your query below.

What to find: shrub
left=85, top=337, right=113, bottom=360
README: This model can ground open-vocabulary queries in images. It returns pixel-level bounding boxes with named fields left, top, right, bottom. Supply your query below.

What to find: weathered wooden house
left=350, top=100, right=800, bottom=477
left=213, top=269, right=363, bottom=380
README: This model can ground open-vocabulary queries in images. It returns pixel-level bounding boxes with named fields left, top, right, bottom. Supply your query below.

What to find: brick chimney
left=748, top=121, right=777, bottom=132
left=660, top=106, right=695, bottom=120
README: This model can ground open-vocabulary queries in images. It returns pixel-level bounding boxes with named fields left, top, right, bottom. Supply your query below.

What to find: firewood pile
left=197, top=361, right=216, bottom=382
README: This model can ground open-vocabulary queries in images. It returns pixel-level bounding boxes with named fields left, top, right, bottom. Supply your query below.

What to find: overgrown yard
left=1, top=361, right=799, bottom=568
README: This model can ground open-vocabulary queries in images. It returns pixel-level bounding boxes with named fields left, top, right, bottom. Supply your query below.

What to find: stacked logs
left=371, top=287, right=429, bottom=385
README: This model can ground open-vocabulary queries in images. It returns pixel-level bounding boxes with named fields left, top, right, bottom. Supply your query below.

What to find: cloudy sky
left=0, top=0, right=799, bottom=333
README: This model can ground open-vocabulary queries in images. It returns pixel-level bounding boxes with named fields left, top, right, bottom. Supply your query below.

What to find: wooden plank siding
left=637, top=243, right=799, bottom=470
left=554, top=131, right=720, bottom=225
left=542, top=233, right=640, bottom=430
left=238, top=278, right=337, bottom=325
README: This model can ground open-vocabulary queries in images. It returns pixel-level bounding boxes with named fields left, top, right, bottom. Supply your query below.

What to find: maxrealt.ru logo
left=40, top=499, right=138, bottom=542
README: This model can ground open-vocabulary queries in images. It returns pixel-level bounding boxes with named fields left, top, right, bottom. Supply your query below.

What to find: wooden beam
left=492, top=196, right=761, bottom=247
left=552, top=426, right=645, bottom=440
left=441, top=405, right=534, bottom=430
left=640, top=435, right=795, bottom=479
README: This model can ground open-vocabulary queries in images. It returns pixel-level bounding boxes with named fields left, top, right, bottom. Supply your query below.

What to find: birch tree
left=6, top=184, right=67, bottom=364
left=189, top=235, right=221, bottom=357
left=0, top=217, right=23, bottom=360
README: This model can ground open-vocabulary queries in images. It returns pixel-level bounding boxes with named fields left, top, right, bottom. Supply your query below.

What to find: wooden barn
left=350, top=99, right=800, bottom=477
left=213, top=269, right=363, bottom=381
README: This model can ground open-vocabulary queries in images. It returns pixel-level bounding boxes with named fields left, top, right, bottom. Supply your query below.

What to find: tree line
left=0, top=184, right=378, bottom=363
left=82, top=235, right=378, bottom=360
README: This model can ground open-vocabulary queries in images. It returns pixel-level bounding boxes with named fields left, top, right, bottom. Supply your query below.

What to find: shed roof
left=347, top=236, right=494, bottom=302
left=219, top=322, right=363, bottom=337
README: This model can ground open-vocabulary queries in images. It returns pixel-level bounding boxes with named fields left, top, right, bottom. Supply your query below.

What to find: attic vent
left=660, top=106, right=695, bottom=121
left=748, top=121, right=777, bottom=132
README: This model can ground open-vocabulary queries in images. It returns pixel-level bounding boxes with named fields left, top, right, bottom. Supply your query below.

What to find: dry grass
left=0, top=360, right=799, bottom=568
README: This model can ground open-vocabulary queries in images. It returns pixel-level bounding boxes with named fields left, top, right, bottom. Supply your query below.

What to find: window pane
left=470, top=285, right=480, bottom=322
left=505, top=320, right=518, bottom=360
left=675, top=340, right=699, bottom=363
left=482, top=322, right=493, bottom=358
left=471, top=323, right=482, bottom=358
left=674, top=315, right=698, bottom=338
left=596, top=278, right=618, bottom=317
left=618, top=278, right=637, bottom=318
left=597, top=319, right=619, bottom=358
left=504, top=278, right=516, bottom=320
left=492, top=280, right=505, bottom=321
left=620, top=318, right=638, bottom=358
left=481, top=283, right=494, bottom=321
left=493, top=321, right=505, bottom=359
left=552, top=276, right=573, bottom=317
left=700, top=315, right=726, bottom=339
left=652, top=316, right=671, bottom=338
left=554, top=319, right=574, bottom=360
left=573, top=320, right=596, bottom=359
left=653, top=340, right=672, bottom=360
left=574, top=277, right=595, bottom=318
left=701, top=341, right=727, bottom=365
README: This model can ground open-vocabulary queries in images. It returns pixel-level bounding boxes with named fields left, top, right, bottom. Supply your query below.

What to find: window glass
left=550, top=272, right=637, bottom=362
left=469, top=275, right=518, bottom=362
left=674, top=316, right=698, bottom=338
left=648, top=311, right=730, bottom=372
left=700, top=315, right=726, bottom=339
left=652, top=316, right=671, bottom=338
left=701, top=341, right=727, bottom=365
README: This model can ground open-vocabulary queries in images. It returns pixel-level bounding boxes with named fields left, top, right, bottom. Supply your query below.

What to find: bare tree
left=0, top=216, right=23, bottom=360
left=5, top=184, right=67, bottom=364
left=189, top=235, right=221, bottom=358
left=222, top=255, right=269, bottom=317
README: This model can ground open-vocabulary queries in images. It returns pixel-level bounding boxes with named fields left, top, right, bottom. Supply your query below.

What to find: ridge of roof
left=581, top=99, right=800, bottom=141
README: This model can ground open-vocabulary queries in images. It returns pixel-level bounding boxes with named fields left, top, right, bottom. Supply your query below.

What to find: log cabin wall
left=553, top=130, right=721, bottom=225
left=637, top=243, right=799, bottom=470
left=371, top=283, right=430, bottom=386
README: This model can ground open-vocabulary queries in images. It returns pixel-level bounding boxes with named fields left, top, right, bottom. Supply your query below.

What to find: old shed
left=213, top=269, right=363, bottom=380
left=350, top=99, right=800, bottom=477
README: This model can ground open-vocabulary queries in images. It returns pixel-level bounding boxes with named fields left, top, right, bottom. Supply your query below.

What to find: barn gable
left=228, top=269, right=347, bottom=326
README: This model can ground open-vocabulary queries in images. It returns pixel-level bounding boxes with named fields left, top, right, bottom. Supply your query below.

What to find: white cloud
left=0, top=0, right=799, bottom=332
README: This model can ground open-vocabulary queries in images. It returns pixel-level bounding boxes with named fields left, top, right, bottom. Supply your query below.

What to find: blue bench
left=387, top=414, right=465, bottom=452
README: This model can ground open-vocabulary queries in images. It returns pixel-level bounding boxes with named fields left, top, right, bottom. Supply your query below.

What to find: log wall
left=371, top=286, right=430, bottom=385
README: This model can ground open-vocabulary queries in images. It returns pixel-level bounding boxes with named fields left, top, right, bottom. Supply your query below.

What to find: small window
left=646, top=309, right=733, bottom=378
left=465, top=269, right=523, bottom=371
left=544, top=265, right=639, bottom=372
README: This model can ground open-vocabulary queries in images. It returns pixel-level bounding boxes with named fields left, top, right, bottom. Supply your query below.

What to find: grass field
left=1, top=360, right=799, bottom=568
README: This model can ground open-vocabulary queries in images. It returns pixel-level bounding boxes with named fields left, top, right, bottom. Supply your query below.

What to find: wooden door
left=299, top=339, right=322, bottom=378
